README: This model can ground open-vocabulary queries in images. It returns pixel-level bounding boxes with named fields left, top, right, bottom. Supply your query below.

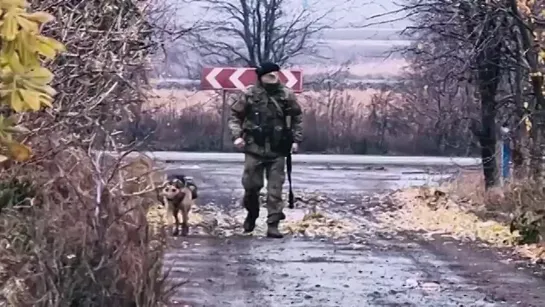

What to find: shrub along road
left=162, top=157, right=545, bottom=307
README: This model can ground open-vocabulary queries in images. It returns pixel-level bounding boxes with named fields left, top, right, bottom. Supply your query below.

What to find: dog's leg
left=165, top=200, right=173, bottom=225
left=172, top=207, right=180, bottom=236
left=181, top=202, right=191, bottom=236
left=159, top=194, right=168, bottom=209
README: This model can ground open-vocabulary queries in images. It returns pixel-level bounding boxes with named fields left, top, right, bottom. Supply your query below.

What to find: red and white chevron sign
left=200, top=67, right=303, bottom=92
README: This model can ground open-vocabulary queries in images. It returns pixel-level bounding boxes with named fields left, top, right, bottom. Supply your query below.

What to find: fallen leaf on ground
left=376, top=187, right=520, bottom=247
left=148, top=202, right=361, bottom=239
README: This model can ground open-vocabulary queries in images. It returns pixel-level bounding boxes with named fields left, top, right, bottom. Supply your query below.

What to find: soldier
left=228, top=62, right=303, bottom=238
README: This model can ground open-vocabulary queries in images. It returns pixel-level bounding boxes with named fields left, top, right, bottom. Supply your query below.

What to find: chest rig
left=243, top=86, right=292, bottom=152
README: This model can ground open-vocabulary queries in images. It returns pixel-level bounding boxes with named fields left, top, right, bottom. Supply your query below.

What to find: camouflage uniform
left=228, top=83, right=303, bottom=232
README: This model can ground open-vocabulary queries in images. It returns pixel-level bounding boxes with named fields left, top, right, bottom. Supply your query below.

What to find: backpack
left=168, top=174, right=198, bottom=199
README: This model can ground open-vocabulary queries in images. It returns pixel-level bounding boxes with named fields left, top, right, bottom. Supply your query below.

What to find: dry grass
left=376, top=187, right=519, bottom=246
left=0, top=0, right=184, bottom=305
left=133, top=84, right=476, bottom=156
left=136, top=88, right=403, bottom=154
left=0, top=148, right=177, bottom=306
left=446, top=171, right=533, bottom=221
left=146, top=89, right=220, bottom=111
left=446, top=171, right=486, bottom=203
left=145, top=88, right=383, bottom=115
left=378, top=172, right=545, bottom=263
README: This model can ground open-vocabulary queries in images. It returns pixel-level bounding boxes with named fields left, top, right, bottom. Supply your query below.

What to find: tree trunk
left=509, top=0, right=545, bottom=182
left=478, top=89, right=499, bottom=189
left=529, top=74, right=545, bottom=182
left=476, top=46, right=501, bottom=189
left=511, top=55, right=529, bottom=178
left=459, top=2, right=502, bottom=189
left=474, top=36, right=501, bottom=188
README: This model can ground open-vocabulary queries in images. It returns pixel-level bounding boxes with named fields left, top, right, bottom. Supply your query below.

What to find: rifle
left=270, top=94, right=295, bottom=209
left=284, top=113, right=295, bottom=209
left=286, top=153, right=294, bottom=208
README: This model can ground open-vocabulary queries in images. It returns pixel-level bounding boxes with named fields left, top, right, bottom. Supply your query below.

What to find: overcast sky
left=318, top=0, right=410, bottom=29
left=157, top=0, right=411, bottom=75
left=168, top=0, right=409, bottom=30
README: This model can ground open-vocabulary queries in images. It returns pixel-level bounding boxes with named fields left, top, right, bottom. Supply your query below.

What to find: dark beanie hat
left=256, top=62, right=280, bottom=78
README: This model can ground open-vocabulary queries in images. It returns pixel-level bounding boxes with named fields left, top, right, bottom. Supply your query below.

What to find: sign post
left=220, top=89, right=227, bottom=151
left=200, top=67, right=304, bottom=149
left=502, top=141, right=511, bottom=178
left=495, top=126, right=512, bottom=187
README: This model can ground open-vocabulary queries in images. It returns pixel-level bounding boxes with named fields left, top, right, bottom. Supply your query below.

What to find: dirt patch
left=375, top=185, right=545, bottom=267
left=150, top=192, right=372, bottom=239
left=159, top=205, right=361, bottom=239
left=369, top=185, right=545, bottom=306
left=412, top=234, right=545, bottom=307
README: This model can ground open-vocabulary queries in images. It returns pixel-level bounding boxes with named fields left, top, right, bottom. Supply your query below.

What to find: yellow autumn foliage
left=516, top=0, right=545, bottom=132
left=0, top=0, right=65, bottom=162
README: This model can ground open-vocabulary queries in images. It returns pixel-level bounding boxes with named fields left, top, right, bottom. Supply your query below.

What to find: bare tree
left=382, top=0, right=518, bottom=189
left=188, top=0, right=348, bottom=66
left=507, top=0, right=545, bottom=182
left=146, top=0, right=206, bottom=79
left=124, top=0, right=204, bottom=144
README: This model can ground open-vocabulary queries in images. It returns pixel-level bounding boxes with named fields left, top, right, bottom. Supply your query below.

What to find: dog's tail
left=186, top=182, right=198, bottom=199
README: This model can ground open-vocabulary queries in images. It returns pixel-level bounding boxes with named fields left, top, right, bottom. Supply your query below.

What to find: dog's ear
left=172, top=175, right=187, bottom=186
left=167, top=173, right=185, bottom=181
left=173, top=180, right=185, bottom=189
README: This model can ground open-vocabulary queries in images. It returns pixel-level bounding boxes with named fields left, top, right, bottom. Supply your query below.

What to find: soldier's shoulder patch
left=230, top=90, right=247, bottom=110
left=284, top=86, right=292, bottom=93
left=282, top=87, right=296, bottom=101
left=243, top=85, right=263, bottom=104
left=244, top=85, right=257, bottom=96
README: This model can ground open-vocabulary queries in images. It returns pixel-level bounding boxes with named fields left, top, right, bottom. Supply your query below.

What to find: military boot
left=243, top=214, right=257, bottom=233
left=266, top=221, right=283, bottom=238
left=243, top=191, right=259, bottom=233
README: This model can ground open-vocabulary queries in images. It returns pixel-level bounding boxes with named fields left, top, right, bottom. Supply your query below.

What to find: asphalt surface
left=163, top=160, right=460, bottom=204
left=162, top=156, right=545, bottom=307
left=131, top=151, right=482, bottom=167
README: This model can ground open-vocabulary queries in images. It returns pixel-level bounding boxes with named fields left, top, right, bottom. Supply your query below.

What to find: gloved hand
left=234, top=137, right=245, bottom=149
left=291, top=143, right=299, bottom=153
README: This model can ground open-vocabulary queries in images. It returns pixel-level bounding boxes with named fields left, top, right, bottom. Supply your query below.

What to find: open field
left=145, top=88, right=388, bottom=114
left=145, top=58, right=408, bottom=113
left=299, top=59, right=407, bottom=77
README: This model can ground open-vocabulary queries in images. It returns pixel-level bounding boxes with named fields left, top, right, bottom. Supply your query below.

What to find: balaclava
left=256, top=62, right=281, bottom=93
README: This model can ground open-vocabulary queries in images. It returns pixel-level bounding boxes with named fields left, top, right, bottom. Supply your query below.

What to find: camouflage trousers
left=241, top=153, right=286, bottom=224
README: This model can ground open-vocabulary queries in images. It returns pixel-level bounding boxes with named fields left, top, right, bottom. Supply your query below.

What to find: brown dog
left=160, top=175, right=198, bottom=236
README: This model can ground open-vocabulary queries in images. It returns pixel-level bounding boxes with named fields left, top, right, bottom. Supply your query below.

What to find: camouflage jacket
left=228, top=84, right=303, bottom=158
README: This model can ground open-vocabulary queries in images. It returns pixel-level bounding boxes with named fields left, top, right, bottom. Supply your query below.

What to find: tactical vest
left=242, top=86, right=292, bottom=153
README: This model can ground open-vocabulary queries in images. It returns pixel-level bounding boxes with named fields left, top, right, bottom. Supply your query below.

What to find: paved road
left=162, top=159, right=462, bottom=205
left=161, top=157, right=545, bottom=307
left=133, top=151, right=482, bottom=166
left=166, top=237, right=545, bottom=307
